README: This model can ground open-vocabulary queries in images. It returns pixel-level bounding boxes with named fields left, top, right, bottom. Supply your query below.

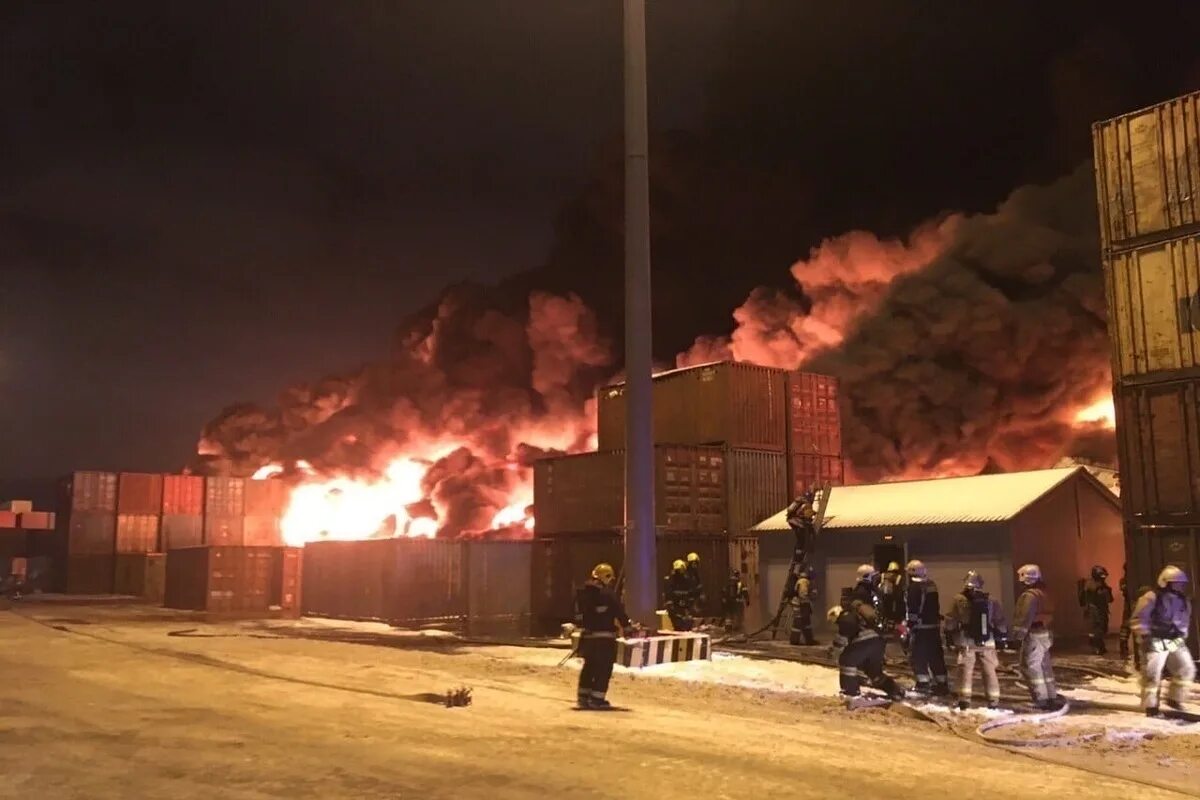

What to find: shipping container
left=384, top=539, right=465, bottom=624
left=0, top=511, right=16, bottom=530
left=464, top=541, right=533, bottom=635
left=117, top=472, right=163, bottom=515
left=161, top=514, right=203, bottom=550
left=65, top=471, right=117, bottom=512
left=1115, top=379, right=1200, bottom=524
left=204, top=477, right=245, bottom=516
left=1, top=500, right=33, bottom=513
left=18, top=511, right=54, bottom=530
left=787, top=453, right=845, bottom=499
left=1093, top=91, right=1200, bottom=251
left=0, top=530, right=27, bottom=559
left=162, top=475, right=204, bottom=515
left=729, top=535, right=762, bottom=631
left=787, top=372, right=842, bottom=456
left=165, top=546, right=284, bottom=613
left=115, top=514, right=159, bottom=554
left=1125, top=522, right=1199, bottom=655
left=271, top=548, right=303, bottom=614
left=597, top=362, right=790, bottom=452
left=203, top=515, right=245, bottom=547
left=302, top=539, right=394, bottom=621
left=243, top=515, right=283, bottom=547
left=1104, top=236, right=1200, bottom=380
left=245, top=479, right=288, bottom=516
left=534, top=445, right=788, bottom=536
left=66, top=555, right=114, bottom=594
left=114, top=553, right=166, bottom=602
left=65, top=511, right=115, bottom=556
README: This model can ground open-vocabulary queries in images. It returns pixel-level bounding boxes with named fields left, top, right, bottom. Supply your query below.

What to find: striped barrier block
left=567, top=631, right=712, bottom=669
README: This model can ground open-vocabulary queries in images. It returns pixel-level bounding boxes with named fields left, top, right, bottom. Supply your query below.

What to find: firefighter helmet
left=856, top=564, right=878, bottom=581
left=592, top=563, right=616, bottom=585
left=905, top=560, right=928, bottom=580
left=1091, top=565, right=1108, bottom=581
left=672, top=559, right=686, bottom=573
left=686, top=552, right=700, bottom=565
left=826, top=605, right=844, bottom=624
left=963, top=570, right=984, bottom=590
left=1157, top=565, right=1189, bottom=590
left=1017, top=564, right=1042, bottom=585
left=886, top=561, right=901, bottom=573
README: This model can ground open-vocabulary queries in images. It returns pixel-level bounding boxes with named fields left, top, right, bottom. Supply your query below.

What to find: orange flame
left=1074, top=395, right=1115, bottom=429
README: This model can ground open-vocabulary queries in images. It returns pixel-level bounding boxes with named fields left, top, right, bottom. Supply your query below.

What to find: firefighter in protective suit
left=849, top=563, right=880, bottom=609
left=1132, top=566, right=1195, bottom=717
left=829, top=599, right=904, bottom=701
left=1012, top=564, right=1063, bottom=710
left=684, top=552, right=706, bottom=616
left=904, top=560, right=950, bottom=697
left=1078, top=565, right=1114, bottom=655
left=721, top=569, right=750, bottom=634
left=878, top=561, right=905, bottom=628
left=573, top=563, right=631, bottom=709
left=664, top=560, right=695, bottom=631
left=944, top=570, right=1006, bottom=710
left=789, top=567, right=817, bottom=645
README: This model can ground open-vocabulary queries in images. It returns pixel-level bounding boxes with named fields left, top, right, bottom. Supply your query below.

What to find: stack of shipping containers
left=114, top=473, right=165, bottom=600
left=532, top=361, right=844, bottom=632
left=1093, top=91, right=1200, bottom=652
left=61, top=471, right=118, bottom=593
left=0, top=500, right=56, bottom=590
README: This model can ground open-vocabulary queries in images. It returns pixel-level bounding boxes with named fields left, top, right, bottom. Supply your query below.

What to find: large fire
left=1074, top=395, right=1116, bottom=428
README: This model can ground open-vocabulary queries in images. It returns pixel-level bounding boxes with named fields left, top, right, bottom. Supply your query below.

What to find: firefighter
left=664, top=560, right=695, bottom=631
left=1078, top=565, right=1114, bottom=655
left=1132, top=566, right=1195, bottom=717
left=684, top=552, right=706, bottom=616
left=788, top=567, right=817, bottom=645
left=945, top=570, right=1006, bottom=710
left=573, top=562, right=631, bottom=710
left=878, top=561, right=906, bottom=628
left=721, top=568, right=750, bottom=634
left=904, top=559, right=950, bottom=697
left=829, top=597, right=904, bottom=702
left=1118, top=566, right=1133, bottom=662
left=1012, top=564, right=1063, bottom=710
left=849, top=563, right=880, bottom=609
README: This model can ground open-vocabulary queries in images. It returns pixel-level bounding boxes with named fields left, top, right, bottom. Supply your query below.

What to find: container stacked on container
left=1093, top=90, right=1200, bottom=651
left=162, top=475, right=204, bottom=549
left=531, top=361, right=844, bottom=630
left=59, top=471, right=118, bottom=593
left=114, top=472, right=165, bottom=599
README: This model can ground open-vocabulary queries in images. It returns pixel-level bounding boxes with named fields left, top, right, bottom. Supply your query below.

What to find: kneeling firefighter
left=829, top=597, right=904, bottom=701
left=1132, top=566, right=1195, bottom=717
left=574, top=563, right=632, bottom=710
left=664, top=560, right=695, bottom=631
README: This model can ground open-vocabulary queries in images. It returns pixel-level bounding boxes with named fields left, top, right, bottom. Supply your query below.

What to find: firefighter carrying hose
left=1011, top=563, right=1063, bottom=711
left=1132, top=566, right=1195, bottom=717
left=664, top=560, right=695, bottom=631
left=573, top=562, right=631, bottom=710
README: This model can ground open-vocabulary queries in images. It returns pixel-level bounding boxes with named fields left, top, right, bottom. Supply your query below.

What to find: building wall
left=1073, top=478, right=1126, bottom=632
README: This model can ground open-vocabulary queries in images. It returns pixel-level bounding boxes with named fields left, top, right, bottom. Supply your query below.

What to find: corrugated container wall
left=0, top=511, right=16, bottom=530
left=245, top=479, right=288, bottom=516
left=271, top=548, right=303, bottom=614
left=114, top=553, right=166, bottom=602
left=165, top=546, right=283, bottom=613
left=66, top=512, right=115, bottom=556
left=726, top=448, right=791, bottom=533
left=66, top=555, right=114, bottom=594
left=162, top=515, right=204, bottom=549
left=1115, top=379, right=1200, bottom=523
left=301, top=539, right=393, bottom=620
left=1125, top=522, right=1199, bottom=655
left=1105, top=236, right=1200, bottom=380
left=597, top=362, right=789, bottom=452
left=18, top=511, right=54, bottom=530
left=66, top=471, right=117, bottom=512
left=115, top=514, right=159, bottom=553
left=1093, top=92, right=1200, bottom=251
left=786, top=373, right=842, bottom=457
left=117, top=472, right=163, bottom=515
left=787, top=454, right=846, bottom=498
left=204, top=515, right=245, bottom=547
left=162, top=475, right=204, bottom=515
left=204, top=477, right=245, bottom=516
left=386, top=539, right=465, bottom=624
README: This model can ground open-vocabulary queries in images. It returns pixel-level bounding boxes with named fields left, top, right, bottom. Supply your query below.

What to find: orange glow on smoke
left=1074, top=395, right=1115, bottom=429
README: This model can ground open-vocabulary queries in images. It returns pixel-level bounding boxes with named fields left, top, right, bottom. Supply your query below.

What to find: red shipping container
left=786, top=372, right=842, bottom=457
left=162, top=514, right=203, bottom=549
left=244, top=479, right=288, bottom=516
left=18, top=511, right=54, bottom=530
left=0, top=511, right=16, bottom=530
left=66, top=555, right=115, bottom=594
left=162, top=475, right=204, bottom=515
left=204, top=515, right=244, bottom=546
left=116, top=514, right=159, bottom=554
left=66, top=512, right=116, bottom=556
left=787, top=453, right=845, bottom=498
left=244, top=515, right=283, bottom=547
left=117, top=473, right=164, bottom=515
left=205, top=477, right=245, bottom=516
left=66, top=472, right=118, bottom=512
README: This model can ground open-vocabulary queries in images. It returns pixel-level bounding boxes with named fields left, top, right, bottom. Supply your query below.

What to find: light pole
left=623, top=0, right=656, bottom=627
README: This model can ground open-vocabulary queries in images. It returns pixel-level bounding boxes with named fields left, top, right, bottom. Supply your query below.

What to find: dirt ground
left=0, top=602, right=1196, bottom=799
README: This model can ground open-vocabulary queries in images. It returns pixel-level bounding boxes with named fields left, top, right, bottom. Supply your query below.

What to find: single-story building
left=751, top=467, right=1124, bottom=640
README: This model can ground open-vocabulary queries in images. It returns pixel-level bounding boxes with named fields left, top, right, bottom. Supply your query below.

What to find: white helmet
left=826, top=605, right=844, bottom=624
left=906, top=559, right=928, bottom=580
left=1157, top=565, right=1190, bottom=590
left=856, top=564, right=878, bottom=582
left=1017, top=564, right=1042, bottom=586
left=963, top=570, right=984, bottom=590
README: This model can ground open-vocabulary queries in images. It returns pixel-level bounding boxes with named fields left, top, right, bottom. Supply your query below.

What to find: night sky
left=2, top=1, right=1198, bottom=501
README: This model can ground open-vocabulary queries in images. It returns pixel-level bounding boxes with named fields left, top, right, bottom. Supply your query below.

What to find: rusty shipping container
left=1125, top=522, right=1199, bottom=655
left=117, top=472, right=163, bottom=515
left=66, top=555, right=114, bottom=594
left=1093, top=91, right=1200, bottom=252
left=597, top=362, right=790, bottom=452
left=534, top=445, right=788, bottom=535
left=161, top=514, right=203, bottom=549
left=114, top=553, right=166, bottom=602
left=245, top=478, right=288, bottom=516
left=243, top=515, right=283, bottom=547
left=204, top=515, right=245, bottom=547
left=18, top=511, right=54, bottom=530
left=787, top=453, right=846, bottom=499
left=787, top=372, right=842, bottom=457
left=204, top=477, right=245, bottom=516
left=1115, top=378, right=1200, bottom=524
left=1104, top=236, right=1200, bottom=381
left=64, top=511, right=115, bottom=556
left=165, top=546, right=284, bottom=613
left=162, top=475, right=204, bottom=515
left=115, top=514, right=159, bottom=554
left=65, top=471, right=117, bottom=513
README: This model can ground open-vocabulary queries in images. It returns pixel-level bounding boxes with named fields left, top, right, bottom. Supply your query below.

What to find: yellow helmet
left=886, top=561, right=901, bottom=573
left=592, top=563, right=616, bottom=585
left=672, top=559, right=686, bottom=572
left=826, top=605, right=844, bottom=623
left=686, top=552, right=700, bottom=565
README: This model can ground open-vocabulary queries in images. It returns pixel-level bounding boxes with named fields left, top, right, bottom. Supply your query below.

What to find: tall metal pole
left=623, top=0, right=656, bottom=627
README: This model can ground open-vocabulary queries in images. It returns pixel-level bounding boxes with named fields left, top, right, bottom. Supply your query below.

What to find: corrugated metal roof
left=752, top=467, right=1091, bottom=531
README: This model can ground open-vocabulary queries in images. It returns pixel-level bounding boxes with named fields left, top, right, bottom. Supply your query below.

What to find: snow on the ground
left=275, top=616, right=461, bottom=638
